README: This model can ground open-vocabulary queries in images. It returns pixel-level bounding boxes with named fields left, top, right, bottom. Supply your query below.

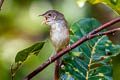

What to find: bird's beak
left=39, top=14, right=47, bottom=24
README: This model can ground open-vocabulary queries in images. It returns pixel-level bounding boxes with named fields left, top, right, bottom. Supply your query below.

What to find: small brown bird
left=40, top=10, right=70, bottom=80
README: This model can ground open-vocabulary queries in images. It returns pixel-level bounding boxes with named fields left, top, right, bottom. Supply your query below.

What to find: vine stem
left=24, top=17, right=120, bottom=80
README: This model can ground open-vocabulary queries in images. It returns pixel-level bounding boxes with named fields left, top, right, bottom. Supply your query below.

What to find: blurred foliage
left=77, top=0, right=120, bottom=14
left=88, top=0, right=120, bottom=14
left=112, top=55, right=120, bottom=80
left=76, top=0, right=87, bottom=7
left=61, top=18, right=120, bottom=80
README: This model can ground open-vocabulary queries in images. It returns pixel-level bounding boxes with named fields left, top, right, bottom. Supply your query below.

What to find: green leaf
left=15, top=42, right=45, bottom=62
left=61, top=18, right=120, bottom=80
left=10, top=41, right=45, bottom=79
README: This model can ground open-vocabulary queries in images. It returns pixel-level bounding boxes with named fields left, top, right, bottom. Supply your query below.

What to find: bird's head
left=40, top=10, right=65, bottom=25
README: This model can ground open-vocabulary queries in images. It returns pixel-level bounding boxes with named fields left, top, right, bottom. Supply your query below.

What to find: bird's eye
left=48, top=13, right=51, bottom=16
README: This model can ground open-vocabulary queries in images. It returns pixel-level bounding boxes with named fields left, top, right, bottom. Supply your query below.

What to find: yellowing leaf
left=88, top=0, right=120, bottom=14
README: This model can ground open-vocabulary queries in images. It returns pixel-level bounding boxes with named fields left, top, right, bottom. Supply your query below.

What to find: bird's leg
left=49, top=49, right=57, bottom=63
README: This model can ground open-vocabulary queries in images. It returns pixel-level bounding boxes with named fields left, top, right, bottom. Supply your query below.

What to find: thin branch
left=24, top=17, right=120, bottom=80
left=90, top=28, right=120, bottom=38
left=0, top=0, right=4, bottom=9
left=89, top=17, right=120, bottom=35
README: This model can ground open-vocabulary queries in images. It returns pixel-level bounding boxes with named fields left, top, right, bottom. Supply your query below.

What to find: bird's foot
left=86, top=33, right=92, bottom=39
left=67, top=44, right=71, bottom=48
left=49, top=56, right=53, bottom=63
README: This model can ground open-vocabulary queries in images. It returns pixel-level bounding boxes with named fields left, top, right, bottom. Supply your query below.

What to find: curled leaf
left=10, top=41, right=45, bottom=79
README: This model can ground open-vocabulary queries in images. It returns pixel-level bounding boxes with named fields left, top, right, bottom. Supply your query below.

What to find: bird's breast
left=50, top=23, right=69, bottom=50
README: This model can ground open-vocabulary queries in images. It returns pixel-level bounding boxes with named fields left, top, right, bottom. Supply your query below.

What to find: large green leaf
left=60, top=18, right=120, bottom=80
left=10, top=41, right=45, bottom=79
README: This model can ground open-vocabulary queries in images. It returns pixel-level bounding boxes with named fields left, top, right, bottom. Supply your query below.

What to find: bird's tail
left=54, top=57, right=61, bottom=80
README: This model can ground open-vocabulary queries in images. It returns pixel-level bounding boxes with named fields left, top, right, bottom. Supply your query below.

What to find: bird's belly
left=50, top=29, right=69, bottom=50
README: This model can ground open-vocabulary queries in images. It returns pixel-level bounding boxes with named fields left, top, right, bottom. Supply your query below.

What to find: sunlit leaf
left=76, top=0, right=87, bottom=7
left=87, top=0, right=120, bottom=14
left=76, top=0, right=120, bottom=14
left=61, top=18, right=120, bottom=80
